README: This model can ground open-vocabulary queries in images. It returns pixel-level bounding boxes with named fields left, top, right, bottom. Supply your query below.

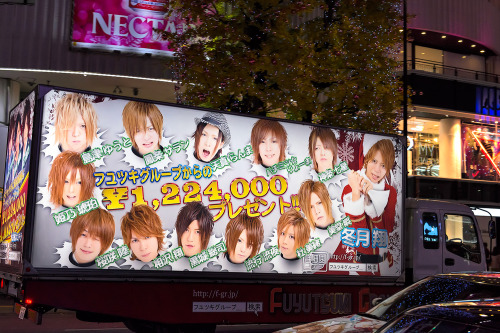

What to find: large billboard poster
left=32, top=88, right=403, bottom=277
left=71, top=0, right=181, bottom=57
left=0, top=92, right=35, bottom=272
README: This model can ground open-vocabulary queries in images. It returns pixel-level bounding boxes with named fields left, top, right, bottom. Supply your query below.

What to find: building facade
left=406, top=0, right=500, bottom=245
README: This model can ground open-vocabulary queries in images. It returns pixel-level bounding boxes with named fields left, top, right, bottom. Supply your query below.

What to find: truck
left=0, top=85, right=487, bottom=332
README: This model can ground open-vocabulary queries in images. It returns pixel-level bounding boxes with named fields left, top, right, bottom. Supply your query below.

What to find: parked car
left=376, top=299, right=500, bottom=332
left=276, top=272, right=500, bottom=333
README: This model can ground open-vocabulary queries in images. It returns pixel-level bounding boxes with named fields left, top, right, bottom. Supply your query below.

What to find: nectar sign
left=71, top=0, right=185, bottom=57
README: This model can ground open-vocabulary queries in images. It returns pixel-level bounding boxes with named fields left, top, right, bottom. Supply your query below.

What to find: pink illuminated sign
left=71, top=0, right=184, bottom=56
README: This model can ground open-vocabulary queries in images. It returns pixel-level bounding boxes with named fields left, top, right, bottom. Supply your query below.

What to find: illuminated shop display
left=463, top=124, right=500, bottom=181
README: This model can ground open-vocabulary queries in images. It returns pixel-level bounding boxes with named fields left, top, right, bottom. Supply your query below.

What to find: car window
left=367, top=276, right=500, bottom=321
left=445, top=214, right=481, bottom=263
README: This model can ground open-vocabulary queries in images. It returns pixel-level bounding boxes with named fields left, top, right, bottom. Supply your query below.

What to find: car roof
left=402, top=300, right=500, bottom=330
left=433, top=272, right=500, bottom=285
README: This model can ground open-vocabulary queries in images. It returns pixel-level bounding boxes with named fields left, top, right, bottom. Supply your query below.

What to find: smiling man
left=69, top=208, right=115, bottom=267
left=250, top=119, right=287, bottom=168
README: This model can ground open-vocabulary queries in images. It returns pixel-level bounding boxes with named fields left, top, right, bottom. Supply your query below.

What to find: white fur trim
left=343, top=192, right=365, bottom=216
left=359, top=169, right=390, bottom=218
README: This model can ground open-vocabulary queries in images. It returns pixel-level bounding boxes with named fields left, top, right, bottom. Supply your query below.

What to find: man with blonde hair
left=54, top=93, right=97, bottom=153
left=122, top=101, right=163, bottom=157
left=277, top=209, right=310, bottom=260
left=298, top=180, right=335, bottom=229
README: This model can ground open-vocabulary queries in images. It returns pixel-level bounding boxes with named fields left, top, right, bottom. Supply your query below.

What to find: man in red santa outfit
left=334, top=138, right=397, bottom=275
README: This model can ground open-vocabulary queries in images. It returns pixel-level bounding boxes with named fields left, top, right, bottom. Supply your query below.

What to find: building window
left=407, top=118, right=440, bottom=177
left=462, top=124, right=500, bottom=181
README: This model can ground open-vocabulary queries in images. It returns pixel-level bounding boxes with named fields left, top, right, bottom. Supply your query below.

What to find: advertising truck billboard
left=71, top=0, right=181, bottom=56
left=0, top=92, right=35, bottom=273
left=29, top=88, right=403, bottom=277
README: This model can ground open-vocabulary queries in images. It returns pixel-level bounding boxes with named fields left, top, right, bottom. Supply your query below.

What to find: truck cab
left=406, top=198, right=486, bottom=282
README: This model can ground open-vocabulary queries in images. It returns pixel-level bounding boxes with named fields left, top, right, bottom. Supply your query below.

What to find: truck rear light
left=25, top=299, right=33, bottom=305
left=1, top=279, right=3, bottom=288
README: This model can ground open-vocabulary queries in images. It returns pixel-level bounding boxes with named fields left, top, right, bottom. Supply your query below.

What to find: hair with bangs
left=48, top=151, right=95, bottom=207
left=308, top=127, right=338, bottom=172
left=70, top=208, right=115, bottom=255
left=363, top=139, right=395, bottom=177
left=298, top=180, right=333, bottom=229
left=54, top=93, right=97, bottom=148
left=225, top=213, right=264, bottom=259
left=121, top=204, right=165, bottom=260
left=192, top=123, right=224, bottom=160
left=250, top=119, right=287, bottom=165
left=122, top=101, right=163, bottom=148
left=277, top=209, right=310, bottom=251
left=175, top=201, right=214, bottom=250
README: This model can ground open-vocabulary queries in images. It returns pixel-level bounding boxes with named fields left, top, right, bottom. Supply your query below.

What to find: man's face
left=259, top=132, right=281, bottom=167
left=196, top=124, right=223, bottom=162
left=63, top=170, right=82, bottom=207
left=134, top=117, right=160, bottom=156
left=74, top=229, right=101, bottom=264
left=314, top=137, right=334, bottom=173
left=366, top=150, right=387, bottom=184
left=62, top=113, right=88, bottom=153
left=279, top=225, right=296, bottom=260
left=310, top=192, right=331, bottom=228
left=180, top=220, right=202, bottom=257
left=130, top=230, right=159, bottom=262
left=229, top=229, right=253, bottom=264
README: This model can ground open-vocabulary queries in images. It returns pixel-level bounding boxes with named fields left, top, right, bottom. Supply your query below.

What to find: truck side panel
left=23, top=279, right=401, bottom=324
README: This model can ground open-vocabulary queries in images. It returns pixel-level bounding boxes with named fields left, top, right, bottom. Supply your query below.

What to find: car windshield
left=366, top=276, right=500, bottom=321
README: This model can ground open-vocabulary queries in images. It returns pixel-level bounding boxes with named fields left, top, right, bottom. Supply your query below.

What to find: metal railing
left=408, top=59, right=500, bottom=84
